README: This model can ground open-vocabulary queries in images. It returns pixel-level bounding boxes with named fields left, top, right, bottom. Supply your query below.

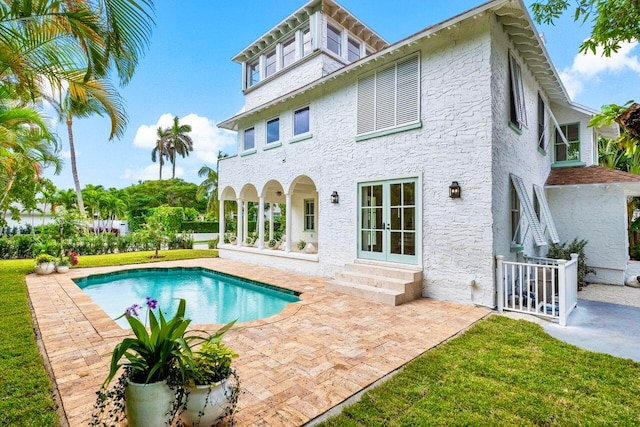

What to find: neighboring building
left=217, top=0, right=630, bottom=308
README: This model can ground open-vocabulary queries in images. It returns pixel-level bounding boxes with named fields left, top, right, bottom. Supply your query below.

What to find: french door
left=358, top=178, right=419, bottom=264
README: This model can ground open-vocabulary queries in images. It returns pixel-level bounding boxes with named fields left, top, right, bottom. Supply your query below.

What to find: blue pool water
left=74, top=267, right=300, bottom=328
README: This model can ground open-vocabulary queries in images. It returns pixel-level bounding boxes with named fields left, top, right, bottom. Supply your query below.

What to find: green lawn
left=320, top=316, right=640, bottom=426
left=0, top=249, right=217, bottom=426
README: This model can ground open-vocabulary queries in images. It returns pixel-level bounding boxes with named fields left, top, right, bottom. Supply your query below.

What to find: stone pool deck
left=26, top=258, right=490, bottom=426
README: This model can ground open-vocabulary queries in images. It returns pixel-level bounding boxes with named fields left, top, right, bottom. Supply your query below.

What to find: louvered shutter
left=396, top=55, right=420, bottom=126
left=533, top=184, right=560, bottom=243
left=510, top=174, right=546, bottom=246
left=357, top=74, right=375, bottom=135
left=375, top=64, right=396, bottom=130
left=509, top=53, right=527, bottom=128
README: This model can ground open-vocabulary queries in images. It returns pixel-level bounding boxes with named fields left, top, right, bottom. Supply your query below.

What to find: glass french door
left=358, top=178, right=418, bottom=264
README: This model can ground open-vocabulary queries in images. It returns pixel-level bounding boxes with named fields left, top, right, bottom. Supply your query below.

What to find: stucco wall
left=547, top=184, right=628, bottom=285
left=220, top=15, right=496, bottom=306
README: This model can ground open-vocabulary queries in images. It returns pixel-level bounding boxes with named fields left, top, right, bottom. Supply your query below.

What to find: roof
left=546, top=165, right=640, bottom=186
left=232, top=0, right=389, bottom=63
left=219, top=0, right=574, bottom=130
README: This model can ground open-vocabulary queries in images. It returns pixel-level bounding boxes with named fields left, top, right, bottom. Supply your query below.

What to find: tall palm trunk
left=67, top=114, right=86, bottom=215
left=172, top=156, right=176, bottom=179
left=159, top=155, right=163, bottom=180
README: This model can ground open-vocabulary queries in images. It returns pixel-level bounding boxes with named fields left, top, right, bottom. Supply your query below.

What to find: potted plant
left=181, top=323, right=239, bottom=426
left=55, top=257, right=71, bottom=273
left=34, top=254, right=56, bottom=275
left=268, top=238, right=278, bottom=249
left=297, top=240, right=307, bottom=251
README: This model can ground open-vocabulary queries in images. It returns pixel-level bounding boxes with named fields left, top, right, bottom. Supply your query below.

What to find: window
left=265, top=50, right=276, bottom=77
left=282, top=38, right=296, bottom=68
left=348, top=38, right=360, bottom=62
left=247, top=61, right=260, bottom=87
left=243, top=127, right=255, bottom=151
left=555, top=123, right=580, bottom=162
left=538, top=94, right=545, bottom=150
left=509, top=52, right=527, bottom=130
left=510, top=182, right=521, bottom=247
left=357, top=54, right=420, bottom=135
left=304, top=199, right=315, bottom=231
left=266, top=118, right=279, bottom=144
left=294, top=106, right=310, bottom=135
left=327, top=24, right=341, bottom=56
left=302, top=28, right=312, bottom=57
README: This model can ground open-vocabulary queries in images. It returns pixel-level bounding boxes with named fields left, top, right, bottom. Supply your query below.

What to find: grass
left=320, top=316, right=640, bottom=426
left=0, top=249, right=217, bottom=426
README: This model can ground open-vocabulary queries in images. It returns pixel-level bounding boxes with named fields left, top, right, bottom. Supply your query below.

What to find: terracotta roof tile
left=546, top=165, right=640, bottom=186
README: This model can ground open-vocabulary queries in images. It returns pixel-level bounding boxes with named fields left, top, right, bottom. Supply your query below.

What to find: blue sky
left=43, top=0, right=640, bottom=190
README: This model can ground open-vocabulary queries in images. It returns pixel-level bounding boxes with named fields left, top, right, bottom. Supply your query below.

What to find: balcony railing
left=496, top=254, right=578, bottom=326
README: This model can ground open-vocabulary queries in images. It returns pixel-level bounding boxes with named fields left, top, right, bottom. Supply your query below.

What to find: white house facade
left=217, top=0, right=629, bottom=311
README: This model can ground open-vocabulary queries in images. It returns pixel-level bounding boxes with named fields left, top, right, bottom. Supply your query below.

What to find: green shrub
left=297, top=240, right=306, bottom=251
left=180, top=221, right=219, bottom=233
left=209, top=238, right=219, bottom=249
left=547, top=238, right=595, bottom=285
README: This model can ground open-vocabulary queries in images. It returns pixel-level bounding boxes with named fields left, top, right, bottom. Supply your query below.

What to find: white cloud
left=560, top=41, right=640, bottom=98
left=132, top=113, right=236, bottom=165
left=121, top=164, right=184, bottom=182
left=59, top=149, right=73, bottom=159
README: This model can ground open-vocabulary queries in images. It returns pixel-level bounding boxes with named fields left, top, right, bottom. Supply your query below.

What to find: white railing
left=496, top=254, right=578, bottom=326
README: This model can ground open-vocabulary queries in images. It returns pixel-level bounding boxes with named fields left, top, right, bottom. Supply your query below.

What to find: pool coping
left=26, top=258, right=490, bottom=426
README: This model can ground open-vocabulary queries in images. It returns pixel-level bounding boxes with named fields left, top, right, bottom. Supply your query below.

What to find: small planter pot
left=125, top=380, right=174, bottom=427
left=56, top=265, right=70, bottom=273
left=180, top=380, right=231, bottom=426
left=34, top=263, right=55, bottom=275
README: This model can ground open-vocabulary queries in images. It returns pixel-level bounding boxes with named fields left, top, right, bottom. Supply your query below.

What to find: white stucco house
left=216, top=0, right=636, bottom=312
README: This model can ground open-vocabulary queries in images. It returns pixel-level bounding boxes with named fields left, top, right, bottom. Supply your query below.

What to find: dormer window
left=327, top=24, right=342, bottom=56
left=265, top=50, right=277, bottom=78
left=348, top=37, right=360, bottom=62
left=247, top=61, right=260, bottom=87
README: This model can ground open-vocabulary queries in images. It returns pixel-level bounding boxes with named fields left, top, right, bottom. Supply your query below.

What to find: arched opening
left=287, top=175, right=318, bottom=253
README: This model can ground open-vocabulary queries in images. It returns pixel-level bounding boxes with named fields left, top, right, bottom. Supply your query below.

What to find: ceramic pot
left=34, top=263, right=55, bottom=275
left=125, top=380, right=174, bottom=427
left=180, top=380, right=231, bottom=426
left=56, top=265, right=70, bottom=273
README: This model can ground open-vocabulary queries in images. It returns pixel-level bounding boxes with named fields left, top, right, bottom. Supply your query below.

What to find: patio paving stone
left=26, top=257, right=489, bottom=426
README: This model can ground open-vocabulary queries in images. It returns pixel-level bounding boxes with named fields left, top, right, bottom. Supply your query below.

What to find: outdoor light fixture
left=449, top=181, right=461, bottom=198
left=331, top=191, right=339, bottom=204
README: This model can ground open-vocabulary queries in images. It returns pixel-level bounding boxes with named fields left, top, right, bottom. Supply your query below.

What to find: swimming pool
left=73, top=267, right=300, bottom=328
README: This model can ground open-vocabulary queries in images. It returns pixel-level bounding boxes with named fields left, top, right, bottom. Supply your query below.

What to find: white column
left=258, top=196, right=265, bottom=249
left=268, top=203, right=274, bottom=241
left=236, top=198, right=243, bottom=247
left=243, top=201, right=249, bottom=244
left=285, top=193, right=292, bottom=252
left=219, top=199, right=225, bottom=245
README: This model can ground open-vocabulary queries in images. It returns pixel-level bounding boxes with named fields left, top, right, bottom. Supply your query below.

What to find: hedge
left=180, top=221, right=219, bottom=233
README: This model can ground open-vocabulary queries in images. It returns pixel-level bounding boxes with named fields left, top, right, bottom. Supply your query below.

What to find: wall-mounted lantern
left=449, top=181, right=461, bottom=199
left=331, top=191, right=339, bottom=204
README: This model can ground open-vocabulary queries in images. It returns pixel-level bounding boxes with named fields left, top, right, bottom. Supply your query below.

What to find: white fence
left=496, top=254, right=579, bottom=326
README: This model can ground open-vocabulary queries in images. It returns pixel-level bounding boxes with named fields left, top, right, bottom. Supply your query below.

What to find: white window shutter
left=533, top=184, right=560, bottom=244
left=375, top=64, right=396, bottom=130
left=396, top=55, right=420, bottom=126
left=509, top=53, right=527, bottom=128
left=510, top=174, right=546, bottom=246
left=357, top=74, right=375, bottom=135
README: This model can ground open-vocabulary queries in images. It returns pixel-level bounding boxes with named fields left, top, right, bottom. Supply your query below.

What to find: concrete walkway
left=27, top=258, right=489, bottom=426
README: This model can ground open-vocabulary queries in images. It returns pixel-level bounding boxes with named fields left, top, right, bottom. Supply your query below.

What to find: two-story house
left=216, top=0, right=635, bottom=311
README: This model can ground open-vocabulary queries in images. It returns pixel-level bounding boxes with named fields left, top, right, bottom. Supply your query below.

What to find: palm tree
left=197, top=165, right=219, bottom=215
left=161, top=116, right=193, bottom=179
left=151, top=127, right=169, bottom=180
left=56, top=189, right=78, bottom=211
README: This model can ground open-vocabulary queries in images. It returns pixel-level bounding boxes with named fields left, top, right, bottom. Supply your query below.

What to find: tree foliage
left=531, top=0, right=640, bottom=56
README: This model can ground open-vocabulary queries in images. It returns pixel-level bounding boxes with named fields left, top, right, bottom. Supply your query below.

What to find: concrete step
left=334, top=271, right=409, bottom=292
left=325, top=280, right=403, bottom=306
left=346, top=262, right=422, bottom=282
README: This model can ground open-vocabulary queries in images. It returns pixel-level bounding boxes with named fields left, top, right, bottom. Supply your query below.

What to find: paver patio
left=26, top=258, right=490, bottom=426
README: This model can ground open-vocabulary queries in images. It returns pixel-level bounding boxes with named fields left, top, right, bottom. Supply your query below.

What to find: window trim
left=304, top=198, right=315, bottom=231
left=266, top=117, right=280, bottom=145
left=293, top=105, right=311, bottom=137
left=242, top=127, right=255, bottom=152
left=554, top=122, right=581, bottom=165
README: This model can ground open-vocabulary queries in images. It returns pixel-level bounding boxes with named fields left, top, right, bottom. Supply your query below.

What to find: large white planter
left=180, top=380, right=231, bottom=426
left=34, top=263, right=55, bottom=275
left=55, top=265, right=70, bottom=273
left=125, top=380, right=174, bottom=427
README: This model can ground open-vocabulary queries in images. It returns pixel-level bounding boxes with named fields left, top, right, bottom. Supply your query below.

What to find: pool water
left=73, top=267, right=300, bottom=328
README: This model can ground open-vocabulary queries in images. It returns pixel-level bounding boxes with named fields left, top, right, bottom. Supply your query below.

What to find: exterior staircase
left=325, top=261, right=423, bottom=306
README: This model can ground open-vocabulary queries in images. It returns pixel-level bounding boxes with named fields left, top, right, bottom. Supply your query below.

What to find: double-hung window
left=265, top=50, right=277, bottom=78
left=357, top=54, right=420, bottom=136
left=348, top=38, right=360, bottom=62
left=555, top=123, right=580, bottom=163
left=304, top=199, right=315, bottom=231
left=247, top=61, right=260, bottom=87
left=327, top=24, right=342, bottom=56
left=243, top=127, right=255, bottom=151
left=509, top=52, right=527, bottom=130
left=537, top=94, right=546, bottom=150
left=302, top=28, right=312, bottom=57
left=266, top=118, right=280, bottom=144
left=294, top=106, right=310, bottom=135
left=510, top=181, right=522, bottom=248
left=282, top=38, right=296, bottom=68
